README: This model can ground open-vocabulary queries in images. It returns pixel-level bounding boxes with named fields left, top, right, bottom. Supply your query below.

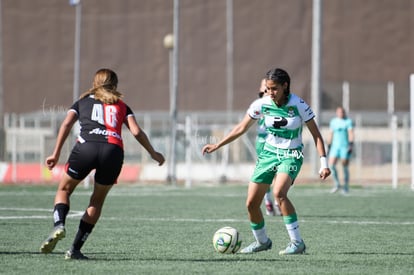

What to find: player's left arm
left=125, top=115, right=165, bottom=166
left=305, top=118, right=331, bottom=180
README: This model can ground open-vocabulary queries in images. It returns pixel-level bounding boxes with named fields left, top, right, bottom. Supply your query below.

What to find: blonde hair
left=79, top=68, right=123, bottom=104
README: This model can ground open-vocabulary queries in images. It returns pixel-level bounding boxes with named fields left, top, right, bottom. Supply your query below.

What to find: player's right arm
left=347, top=119, right=354, bottom=153
left=203, top=98, right=263, bottom=155
left=46, top=110, right=78, bottom=170
left=326, top=119, right=335, bottom=153
left=202, top=113, right=256, bottom=154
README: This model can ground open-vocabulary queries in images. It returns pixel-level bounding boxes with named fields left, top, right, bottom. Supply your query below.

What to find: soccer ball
left=212, top=226, right=242, bottom=254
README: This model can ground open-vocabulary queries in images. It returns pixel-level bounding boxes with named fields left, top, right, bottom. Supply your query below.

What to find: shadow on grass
left=339, top=251, right=414, bottom=256
left=301, top=214, right=400, bottom=219
left=82, top=251, right=294, bottom=262
left=90, top=256, right=288, bottom=262
left=0, top=251, right=291, bottom=262
left=0, top=251, right=44, bottom=255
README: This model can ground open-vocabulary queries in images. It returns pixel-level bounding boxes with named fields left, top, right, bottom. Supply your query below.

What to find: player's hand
left=347, top=142, right=353, bottom=154
left=202, top=144, right=218, bottom=155
left=319, top=168, right=331, bottom=180
left=45, top=155, right=59, bottom=170
left=151, top=151, right=165, bottom=166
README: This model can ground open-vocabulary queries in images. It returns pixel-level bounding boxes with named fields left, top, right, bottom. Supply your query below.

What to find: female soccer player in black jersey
left=40, top=68, right=165, bottom=260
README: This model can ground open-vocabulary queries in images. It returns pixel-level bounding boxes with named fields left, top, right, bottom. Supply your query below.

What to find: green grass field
left=1, top=183, right=413, bottom=274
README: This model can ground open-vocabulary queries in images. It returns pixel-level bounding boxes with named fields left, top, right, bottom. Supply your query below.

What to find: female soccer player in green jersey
left=256, top=78, right=281, bottom=216
left=202, top=68, right=330, bottom=255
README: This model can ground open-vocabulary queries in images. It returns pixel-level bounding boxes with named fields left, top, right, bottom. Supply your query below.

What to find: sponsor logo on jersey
left=288, top=107, right=295, bottom=117
left=89, top=128, right=122, bottom=140
left=276, top=149, right=304, bottom=160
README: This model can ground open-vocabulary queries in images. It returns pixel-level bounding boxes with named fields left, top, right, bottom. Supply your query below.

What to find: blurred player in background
left=327, top=106, right=354, bottom=194
left=256, top=78, right=281, bottom=216
left=40, top=68, right=165, bottom=260
left=202, top=68, right=330, bottom=255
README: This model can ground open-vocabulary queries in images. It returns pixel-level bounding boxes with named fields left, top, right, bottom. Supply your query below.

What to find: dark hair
left=265, top=68, right=291, bottom=98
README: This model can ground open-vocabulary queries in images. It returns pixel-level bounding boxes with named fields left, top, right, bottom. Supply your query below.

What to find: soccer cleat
left=274, top=203, right=282, bottom=216
left=341, top=189, right=349, bottom=196
left=40, top=225, right=66, bottom=253
left=239, top=238, right=272, bottom=254
left=65, top=249, right=89, bottom=260
left=279, top=240, right=306, bottom=255
left=330, top=187, right=340, bottom=194
left=265, top=202, right=275, bottom=216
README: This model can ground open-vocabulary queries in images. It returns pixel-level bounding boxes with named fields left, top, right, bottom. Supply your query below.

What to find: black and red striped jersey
left=69, top=95, right=134, bottom=149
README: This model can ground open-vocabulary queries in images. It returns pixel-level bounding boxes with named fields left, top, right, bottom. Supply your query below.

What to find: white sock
left=285, top=221, right=302, bottom=243
left=252, top=227, right=268, bottom=244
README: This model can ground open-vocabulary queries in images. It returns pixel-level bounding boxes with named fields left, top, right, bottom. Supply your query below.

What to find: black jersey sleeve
left=125, top=104, right=134, bottom=117
left=69, top=100, right=80, bottom=115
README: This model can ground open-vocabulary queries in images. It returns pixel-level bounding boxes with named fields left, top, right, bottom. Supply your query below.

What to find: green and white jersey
left=247, top=93, right=315, bottom=150
left=256, top=117, right=267, bottom=140
left=256, top=96, right=269, bottom=144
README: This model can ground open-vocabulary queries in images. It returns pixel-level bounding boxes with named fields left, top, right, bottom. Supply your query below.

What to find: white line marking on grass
left=0, top=207, right=50, bottom=212
left=101, top=216, right=414, bottom=225
left=1, top=208, right=412, bottom=225
left=0, top=207, right=83, bottom=220
left=325, top=220, right=414, bottom=225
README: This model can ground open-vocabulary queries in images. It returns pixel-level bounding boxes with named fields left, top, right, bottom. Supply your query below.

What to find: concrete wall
left=3, top=0, right=414, bottom=114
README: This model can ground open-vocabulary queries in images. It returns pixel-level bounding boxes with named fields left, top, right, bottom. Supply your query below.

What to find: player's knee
left=57, top=184, right=75, bottom=196
left=245, top=199, right=260, bottom=212
left=273, top=190, right=287, bottom=204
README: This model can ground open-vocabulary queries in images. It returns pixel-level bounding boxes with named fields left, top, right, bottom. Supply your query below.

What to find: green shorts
left=250, top=147, right=304, bottom=184
left=255, top=139, right=265, bottom=156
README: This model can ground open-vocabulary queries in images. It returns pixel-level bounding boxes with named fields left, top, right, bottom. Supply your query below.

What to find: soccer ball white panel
left=212, top=226, right=242, bottom=254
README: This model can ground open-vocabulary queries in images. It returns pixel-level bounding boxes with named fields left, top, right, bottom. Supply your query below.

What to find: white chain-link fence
left=1, top=109, right=411, bottom=186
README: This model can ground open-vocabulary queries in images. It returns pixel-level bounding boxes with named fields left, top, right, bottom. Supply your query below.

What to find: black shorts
left=66, top=142, right=124, bottom=185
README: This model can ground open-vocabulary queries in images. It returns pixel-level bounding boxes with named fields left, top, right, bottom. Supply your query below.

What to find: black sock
left=53, top=203, right=69, bottom=227
left=72, top=219, right=95, bottom=251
